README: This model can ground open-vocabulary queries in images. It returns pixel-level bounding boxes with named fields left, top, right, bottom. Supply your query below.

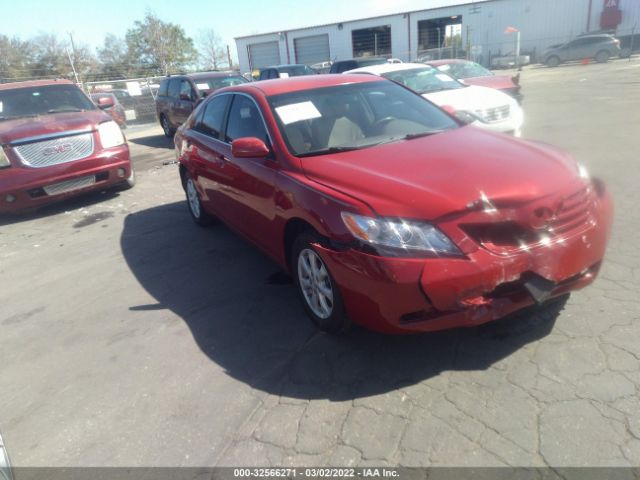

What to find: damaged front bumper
left=316, top=185, right=613, bottom=334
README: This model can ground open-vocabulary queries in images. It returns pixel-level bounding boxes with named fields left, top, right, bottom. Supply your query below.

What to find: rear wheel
left=546, top=56, right=560, bottom=67
left=161, top=114, right=175, bottom=137
left=185, top=173, right=213, bottom=226
left=292, top=232, right=349, bottom=333
left=595, top=50, right=610, bottom=63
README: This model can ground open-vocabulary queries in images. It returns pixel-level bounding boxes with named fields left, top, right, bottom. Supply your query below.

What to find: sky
left=2, top=0, right=446, bottom=59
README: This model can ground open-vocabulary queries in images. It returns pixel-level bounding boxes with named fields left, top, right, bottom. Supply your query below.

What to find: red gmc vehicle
left=174, top=75, right=612, bottom=334
left=0, top=79, right=134, bottom=214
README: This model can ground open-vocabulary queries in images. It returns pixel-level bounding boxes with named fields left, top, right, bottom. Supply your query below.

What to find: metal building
left=234, top=0, right=639, bottom=73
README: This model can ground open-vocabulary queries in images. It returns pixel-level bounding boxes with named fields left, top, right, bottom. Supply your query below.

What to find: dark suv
left=258, top=64, right=316, bottom=80
left=329, top=57, right=388, bottom=73
left=542, top=34, right=621, bottom=67
left=156, top=72, right=248, bottom=137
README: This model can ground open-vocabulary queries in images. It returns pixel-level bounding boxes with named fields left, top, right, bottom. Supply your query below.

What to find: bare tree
left=197, top=28, right=227, bottom=70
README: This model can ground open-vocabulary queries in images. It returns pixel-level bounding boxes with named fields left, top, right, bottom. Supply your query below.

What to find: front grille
left=462, top=187, right=596, bottom=255
left=13, top=133, right=94, bottom=168
left=548, top=187, right=593, bottom=235
left=474, top=105, right=510, bottom=123
left=42, top=175, right=96, bottom=196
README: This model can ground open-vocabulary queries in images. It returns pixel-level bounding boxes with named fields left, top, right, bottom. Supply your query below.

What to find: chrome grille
left=474, top=105, right=511, bottom=123
left=43, top=175, right=96, bottom=196
left=14, top=133, right=94, bottom=168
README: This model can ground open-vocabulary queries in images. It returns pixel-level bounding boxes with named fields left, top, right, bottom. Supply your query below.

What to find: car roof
left=217, top=74, right=385, bottom=96
left=336, top=58, right=386, bottom=63
left=265, top=64, right=308, bottom=69
left=344, top=62, right=431, bottom=75
left=0, top=79, right=74, bottom=91
left=166, top=71, right=242, bottom=81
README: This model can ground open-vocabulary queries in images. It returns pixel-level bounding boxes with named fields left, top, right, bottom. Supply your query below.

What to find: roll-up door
left=294, top=34, right=330, bottom=65
left=248, top=41, right=281, bottom=69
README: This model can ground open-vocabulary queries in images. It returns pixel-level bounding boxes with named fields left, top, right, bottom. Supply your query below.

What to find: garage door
left=248, top=41, right=281, bottom=70
left=294, top=34, right=330, bottom=65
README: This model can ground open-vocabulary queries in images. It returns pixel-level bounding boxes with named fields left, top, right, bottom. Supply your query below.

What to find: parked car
left=156, top=72, right=248, bottom=137
left=427, top=59, right=522, bottom=102
left=542, top=34, right=621, bottom=67
left=174, top=75, right=612, bottom=334
left=490, top=53, right=531, bottom=69
left=0, top=79, right=134, bottom=213
left=310, top=61, right=333, bottom=74
left=345, top=62, right=523, bottom=136
left=258, top=64, right=316, bottom=80
left=90, top=92, right=127, bottom=128
left=329, top=57, right=388, bottom=73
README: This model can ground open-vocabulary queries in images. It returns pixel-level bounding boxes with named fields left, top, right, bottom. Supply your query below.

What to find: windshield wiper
left=47, top=108, right=84, bottom=113
left=297, top=145, right=368, bottom=157
left=403, top=130, right=449, bottom=140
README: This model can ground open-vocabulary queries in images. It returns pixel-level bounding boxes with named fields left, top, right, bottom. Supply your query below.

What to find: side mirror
left=231, top=137, right=270, bottom=158
left=97, top=97, right=115, bottom=109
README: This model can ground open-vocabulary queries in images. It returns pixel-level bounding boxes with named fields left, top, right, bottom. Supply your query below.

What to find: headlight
left=341, top=212, right=461, bottom=256
left=98, top=121, right=125, bottom=149
left=0, top=148, right=10, bottom=168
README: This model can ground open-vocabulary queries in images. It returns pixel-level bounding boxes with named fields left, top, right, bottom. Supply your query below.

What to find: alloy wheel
left=186, top=177, right=201, bottom=219
left=297, top=248, right=334, bottom=319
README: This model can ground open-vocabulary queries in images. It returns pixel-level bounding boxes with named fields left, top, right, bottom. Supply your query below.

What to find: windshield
left=380, top=67, right=464, bottom=94
left=437, top=62, right=493, bottom=79
left=268, top=80, right=458, bottom=157
left=0, top=84, right=96, bottom=121
left=194, top=76, right=248, bottom=96
left=278, top=65, right=316, bottom=76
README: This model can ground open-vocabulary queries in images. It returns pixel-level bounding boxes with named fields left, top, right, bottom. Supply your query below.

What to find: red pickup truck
left=0, top=79, right=134, bottom=213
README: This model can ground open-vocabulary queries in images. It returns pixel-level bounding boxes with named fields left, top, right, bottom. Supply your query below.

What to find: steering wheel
left=371, top=116, right=395, bottom=134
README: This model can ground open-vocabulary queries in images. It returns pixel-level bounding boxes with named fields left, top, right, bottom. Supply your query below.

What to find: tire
left=184, top=172, right=213, bottom=226
left=161, top=114, right=175, bottom=138
left=114, top=168, right=136, bottom=191
left=595, top=50, right=610, bottom=63
left=545, top=56, right=560, bottom=67
left=292, top=232, right=349, bottom=333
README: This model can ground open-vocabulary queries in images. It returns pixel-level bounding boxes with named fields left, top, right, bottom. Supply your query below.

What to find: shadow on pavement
left=121, top=202, right=565, bottom=401
left=128, top=134, right=174, bottom=149
left=0, top=189, right=124, bottom=226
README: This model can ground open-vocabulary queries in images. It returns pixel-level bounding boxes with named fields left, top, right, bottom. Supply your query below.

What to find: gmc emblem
left=43, top=143, right=73, bottom=156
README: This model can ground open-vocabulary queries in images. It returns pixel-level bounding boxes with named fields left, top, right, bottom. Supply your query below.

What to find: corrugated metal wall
left=235, top=0, right=640, bottom=73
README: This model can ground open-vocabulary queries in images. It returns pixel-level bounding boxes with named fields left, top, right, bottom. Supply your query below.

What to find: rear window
left=0, top=84, right=96, bottom=121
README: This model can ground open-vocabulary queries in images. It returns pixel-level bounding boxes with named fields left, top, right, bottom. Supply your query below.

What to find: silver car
left=543, top=34, right=621, bottom=67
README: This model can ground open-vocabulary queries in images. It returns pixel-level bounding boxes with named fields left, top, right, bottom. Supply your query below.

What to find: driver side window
left=180, top=80, right=194, bottom=100
left=225, top=95, right=268, bottom=143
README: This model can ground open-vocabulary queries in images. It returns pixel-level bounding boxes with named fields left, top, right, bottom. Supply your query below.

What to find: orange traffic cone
left=582, top=57, right=590, bottom=65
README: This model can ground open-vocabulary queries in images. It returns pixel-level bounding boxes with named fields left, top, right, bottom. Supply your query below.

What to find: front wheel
left=546, top=56, right=560, bottom=67
left=185, top=173, right=213, bottom=226
left=292, top=233, right=349, bottom=333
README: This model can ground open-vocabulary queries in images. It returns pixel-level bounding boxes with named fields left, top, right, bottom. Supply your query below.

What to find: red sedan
left=174, top=75, right=612, bottom=334
left=427, top=59, right=522, bottom=103
left=0, top=80, right=134, bottom=213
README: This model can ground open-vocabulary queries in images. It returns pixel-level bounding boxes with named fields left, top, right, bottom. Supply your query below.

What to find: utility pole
left=227, top=45, right=233, bottom=69
left=67, top=32, right=80, bottom=86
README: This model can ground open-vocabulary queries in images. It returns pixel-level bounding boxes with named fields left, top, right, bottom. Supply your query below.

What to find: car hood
left=300, top=127, right=582, bottom=220
left=424, top=85, right=517, bottom=111
left=0, top=110, right=109, bottom=144
left=461, top=75, right=517, bottom=90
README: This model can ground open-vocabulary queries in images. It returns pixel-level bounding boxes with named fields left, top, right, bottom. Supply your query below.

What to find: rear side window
left=225, top=95, right=268, bottom=143
left=158, top=79, right=169, bottom=96
left=194, top=95, right=230, bottom=139
left=167, top=79, right=181, bottom=98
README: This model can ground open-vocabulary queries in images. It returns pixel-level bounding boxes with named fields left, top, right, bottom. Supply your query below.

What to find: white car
left=344, top=62, right=523, bottom=136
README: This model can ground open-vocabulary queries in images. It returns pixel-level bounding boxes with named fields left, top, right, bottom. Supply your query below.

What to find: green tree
left=0, top=35, right=35, bottom=82
left=97, top=33, right=132, bottom=79
left=125, top=11, right=197, bottom=76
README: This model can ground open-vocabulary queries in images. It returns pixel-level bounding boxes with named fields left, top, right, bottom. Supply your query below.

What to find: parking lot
left=1, top=58, right=640, bottom=468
